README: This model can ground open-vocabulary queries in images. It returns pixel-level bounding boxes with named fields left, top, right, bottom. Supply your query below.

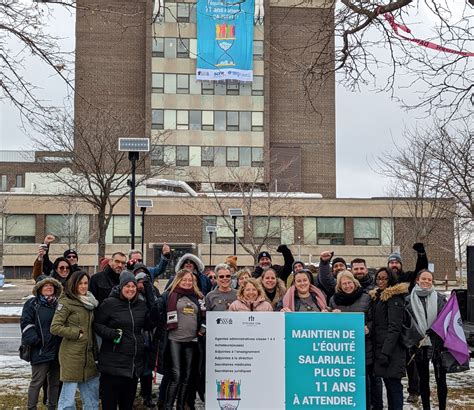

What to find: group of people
left=21, top=237, right=450, bottom=410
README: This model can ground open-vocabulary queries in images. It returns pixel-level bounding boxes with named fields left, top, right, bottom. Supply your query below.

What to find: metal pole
left=141, top=207, right=146, bottom=256
left=233, top=216, right=237, bottom=256
left=129, top=152, right=139, bottom=249
left=209, top=231, right=212, bottom=267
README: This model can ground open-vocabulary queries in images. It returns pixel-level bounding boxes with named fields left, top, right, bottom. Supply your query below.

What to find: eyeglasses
left=136, top=259, right=143, bottom=263
left=208, top=275, right=216, bottom=279
left=218, top=275, right=231, bottom=279
left=58, top=266, right=70, bottom=271
left=376, top=277, right=388, bottom=282
left=66, top=254, right=77, bottom=259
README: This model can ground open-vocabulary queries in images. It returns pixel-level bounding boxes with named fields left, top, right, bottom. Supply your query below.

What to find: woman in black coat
left=21, top=275, right=62, bottom=410
left=329, top=270, right=376, bottom=410
left=405, top=269, right=447, bottom=410
left=369, top=267, right=409, bottom=410
left=94, top=270, right=158, bottom=410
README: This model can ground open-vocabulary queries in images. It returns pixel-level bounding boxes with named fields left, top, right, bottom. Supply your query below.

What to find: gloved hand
left=412, top=243, right=425, bottom=254
left=277, top=244, right=288, bottom=253
left=378, top=353, right=390, bottom=367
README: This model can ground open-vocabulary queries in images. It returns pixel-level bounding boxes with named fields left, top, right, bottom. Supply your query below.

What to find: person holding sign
left=228, top=278, right=273, bottom=311
left=405, top=269, right=448, bottom=410
left=329, top=271, right=380, bottom=410
left=369, top=267, right=409, bottom=410
left=278, top=269, right=327, bottom=312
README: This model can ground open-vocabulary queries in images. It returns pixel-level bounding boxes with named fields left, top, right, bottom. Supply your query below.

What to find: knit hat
left=225, top=255, right=238, bottom=271
left=332, top=257, right=347, bottom=267
left=119, top=270, right=137, bottom=289
left=63, top=249, right=78, bottom=260
left=135, top=272, right=148, bottom=282
left=388, top=252, right=402, bottom=264
left=292, top=260, right=305, bottom=271
left=133, top=263, right=151, bottom=277
left=258, top=251, right=271, bottom=262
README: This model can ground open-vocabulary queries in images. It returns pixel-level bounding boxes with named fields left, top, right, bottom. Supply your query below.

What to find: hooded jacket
left=228, top=296, right=273, bottom=312
left=165, top=253, right=212, bottom=296
left=369, top=282, right=409, bottom=379
left=93, top=286, right=157, bottom=379
left=89, top=265, right=121, bottom=305
left=50, top=294, right=98, bottom=382
left=20, top=277, right=62, bottom=365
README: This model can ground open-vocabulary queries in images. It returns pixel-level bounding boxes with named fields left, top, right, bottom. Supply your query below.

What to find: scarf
left=39, top=295, right=57, bottom=307
left=283, top=285, right=327, bottom=312
left=166, top=287, right=201, bottom=330
left=78, top=291, right=99, bottom=311
left=410, top=284, right=438, bottom=346
left=333, top=287, right=364, bottom=307
left=357, top=274, right=374, bottom=289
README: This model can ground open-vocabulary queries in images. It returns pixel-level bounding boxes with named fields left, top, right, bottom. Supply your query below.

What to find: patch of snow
left=0, top=355, right=31, bottom=394
left=0, top=306, right=23, bottom=316
left=1, top=284, right=16, bottom=288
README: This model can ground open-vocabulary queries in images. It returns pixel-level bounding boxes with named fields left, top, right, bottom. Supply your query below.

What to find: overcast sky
left=0, top=3, right=469, bottom=199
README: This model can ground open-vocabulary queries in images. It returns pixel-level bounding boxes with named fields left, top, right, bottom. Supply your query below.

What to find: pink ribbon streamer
left=383, top=12, right=474, bottom=57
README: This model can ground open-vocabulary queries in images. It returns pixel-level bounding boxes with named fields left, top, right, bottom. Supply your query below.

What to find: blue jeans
left=383, top=377, right=403, bottom=410
left=57, top=376, right=99, bottom=410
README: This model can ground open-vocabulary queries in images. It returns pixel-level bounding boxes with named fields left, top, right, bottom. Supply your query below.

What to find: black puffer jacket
left=93, top=287, right=158, bottom=379
left=329, top=289, right=373, bottom=365
left=20, top=277, right=63, bottom=365
left=89, top=266, right=120, bottom=305
left=370, top=282, right=409, bottom=379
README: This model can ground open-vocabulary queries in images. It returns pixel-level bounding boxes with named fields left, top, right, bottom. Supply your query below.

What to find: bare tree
left=33, top=108, right=168, bottom=258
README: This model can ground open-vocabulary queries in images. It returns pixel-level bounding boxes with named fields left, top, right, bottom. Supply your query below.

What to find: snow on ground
left=0, top=355, right=31, bottom=395
left=0, top=306, right=23, bottom=316
left=0, top=284, right=16, bottom=288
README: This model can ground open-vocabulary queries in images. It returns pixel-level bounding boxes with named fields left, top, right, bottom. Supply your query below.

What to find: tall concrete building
left=75, top=0, right=335, bottom=196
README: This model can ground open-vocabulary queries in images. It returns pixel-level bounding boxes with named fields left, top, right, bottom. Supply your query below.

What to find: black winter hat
left=63, top=249, right=78, bottom=260
left=258, top=251, right=272, bottom=262
left=332, top=257, right=347, bottom=267
left=119, top=270, right=137, bottom=289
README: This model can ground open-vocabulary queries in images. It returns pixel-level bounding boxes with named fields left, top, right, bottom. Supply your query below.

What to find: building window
left=106, top=216, right=141, bottom=244
left=14, top=175, right=24, bottom=188
left=177, top=110, right=189, bottom=130
left=151, top=145, right=165, bottom=166
left=177, top=38, right=190, bottom=58
left=226, top=111, right=239, bottom=131
left=177, top=74, right=189, bottom=94
left=252, top=216, right=281, bottom=243
left=5, top=215, right=36, bottom=243
left=226, top=81, right=239, bottom=95
left=164, top=73, right=176, bottom=94
left=152, top=73, right=164, bottom=93
left=202, top=216, right=244, bottom=244
left=202, top=111, right=214, bottom=131
left=252, top=112, right=264, bottom=131
left=252, top=76, right=264, bottom=96
left=152, top=109, right=164, bottom=129
left=164, top=38, right=176, bottom=58
left=240, top=81, right=251, bottom=96
left=176, top=146, right=189, bottom=166
left=239, top=111, right=251, bottom=131
left=353, top=218, right=381, bottom=245
left=0, top=175, right=7, bottom=191
left=189, top=110, right=201, bottom=130
left=215, top=111, right=226, bottom=131
left=254, top=40, right=264, bottom=60
left=190, top=3, right=197, bottom=22
left=213, top=147, right=226, bottom=166
left=152, top=38, right=164, bottom=57
left=201, top=81, right=214, bottom=95
left=239, top=147, right=251, bottom=166
left=45, top=214, right=90, bottom=245
left=317, top=218, right=345, bottom=245
left=177, top=3, right=190, bottom=22
left=227, top=147, right=239, bottom=167
left=251, top=147, right=263, bottom=167
left=201, top=147, right=214, bottom=166
left=164, top=109, right=176, bottom=129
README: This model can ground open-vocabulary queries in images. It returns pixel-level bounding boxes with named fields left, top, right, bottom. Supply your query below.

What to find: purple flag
left=431, top=292, right=470, bottom=365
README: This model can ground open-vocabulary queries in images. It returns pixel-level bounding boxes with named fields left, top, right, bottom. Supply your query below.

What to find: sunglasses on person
left=218, top=275, right=231, bottom=279
left=58, top=266, right=70, bottom=271
left=208, top=275, right=216, bottom=280
left=66, top=254, right=77, bottom=260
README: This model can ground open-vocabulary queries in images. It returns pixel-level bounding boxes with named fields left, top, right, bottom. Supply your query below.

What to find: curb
left=0, top=316, right=20, bottom=324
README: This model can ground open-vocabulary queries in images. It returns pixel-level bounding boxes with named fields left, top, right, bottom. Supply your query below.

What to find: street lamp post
left=118, top=138, right=150, bottom=248
left=136, top=199, right=154, bottom=256
left=228, top=208, right=243, bottom=256
left=206, top=225, right=217, bottom=267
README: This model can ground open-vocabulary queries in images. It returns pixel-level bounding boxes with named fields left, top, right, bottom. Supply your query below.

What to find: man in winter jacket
left=351, top=258, right=376, bottom=291
left=89, top=252, right=127, bottom=305
left=251, top=245, right=295, bottom=283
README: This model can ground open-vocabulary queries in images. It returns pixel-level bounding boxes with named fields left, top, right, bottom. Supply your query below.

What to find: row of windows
left=1, top=215, right=393, bottom=246
left=152, top=38, right=264, bottom=60
left=0, top=174, right=24, bottom=191
left=152, top=110, right=264, bottom=131
left=151, top=145, right=264, bottom=167
left=152, top=73, right=263, bottom=96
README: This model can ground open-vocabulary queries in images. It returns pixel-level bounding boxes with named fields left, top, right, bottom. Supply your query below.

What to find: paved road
left=0, top=323, right=21, bottom=356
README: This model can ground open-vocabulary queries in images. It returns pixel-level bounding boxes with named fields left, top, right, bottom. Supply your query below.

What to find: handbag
left=19, top=344, right=32, bottom=362
left=401, top=310, right=424, bottom=349
left=439, top=350, right=469, bottom=373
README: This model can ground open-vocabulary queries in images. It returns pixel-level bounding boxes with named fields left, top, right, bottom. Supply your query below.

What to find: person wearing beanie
left=94, top=268, right=158, bottom=409
left=285, top=260, right=306, bottom=288
left=63, top=249, right=81, bottom=272
left=252, top=245, right=295, bottom=284
left=331, top=257, right=347, bottom=275
left=386, top=243, right=429, bottom=405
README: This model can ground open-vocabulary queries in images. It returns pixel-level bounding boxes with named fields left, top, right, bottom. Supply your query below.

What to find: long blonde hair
left=237, top=277, right=265, bottom=300
left=169, top=269, right=203, bottom=299
left=335, top=270, right=361, bottom=293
